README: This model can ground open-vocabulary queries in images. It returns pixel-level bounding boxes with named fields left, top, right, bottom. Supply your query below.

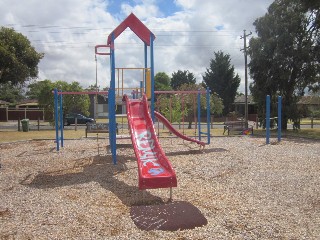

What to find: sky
left=0, top=0, right=274, bottom=93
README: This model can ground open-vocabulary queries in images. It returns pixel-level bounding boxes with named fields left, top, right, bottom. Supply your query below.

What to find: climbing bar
left=95, top=45, right=110, bottom=55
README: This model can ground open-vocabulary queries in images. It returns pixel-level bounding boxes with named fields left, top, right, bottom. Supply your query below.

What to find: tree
left=0, top=27, right=44, bottom=85
left=202, top=51, right=240, bottom=115
left=155, top=72, right=172, bottom=91
left=171, top=70, right=196, bottom=90
left=156, top=83, right=223, bottom=128
left=177, top=83, right=223, bottom=128
left=0, top=82, right=25, bottom=103
left=27, top=80, right=90, bottom=121
left=248, top=0, right=320, bottom=129
left=156, top=94, right=186, bottom=125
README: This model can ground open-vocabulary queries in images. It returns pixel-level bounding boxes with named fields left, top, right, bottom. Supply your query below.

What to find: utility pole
left=240, top=30, right=252, bottom=129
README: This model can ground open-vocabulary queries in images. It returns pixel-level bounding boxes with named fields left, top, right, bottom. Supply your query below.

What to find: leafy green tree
left=177, top=83, right=223, bottom=128
left=248, top=0, right=320, bottom=129
left=155, top=72, right=171, bottom=91
left=156, top=83, right=223, bottom=128
left=56, top=81, right=90, bottom=116
left=202, top=51, right=240, bottom=116
left=0, top=27, right=44, bottom=85
left=171, top=70, right=196, bottom=90
left=0, top=82, right=25, bottom=103
left=27, top=80, right=90, bottom=121
left=156, top=95, right=185, bottom=125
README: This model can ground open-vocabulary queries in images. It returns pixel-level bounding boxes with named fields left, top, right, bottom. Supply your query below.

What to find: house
left=88, top=94, right=108, bottom=118
left=297, top=96, right=320, bottom=116
left=88, top=94, right=128, bottom=119
left=234, top=95, right=320, bottom=118
left=234, top=95, right=257, bottom=115
left=15, top=99, right=39, bottom=109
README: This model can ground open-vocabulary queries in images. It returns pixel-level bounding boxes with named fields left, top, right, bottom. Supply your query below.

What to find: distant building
left=297, top=96, right=320, bottom=116
left=89, top=94, right=128, bottom=119
left=234, top=95, right=320, bottom=118
left=233, top=95, right=257, bottom=116
left=15, top=99, right=39, bottom=109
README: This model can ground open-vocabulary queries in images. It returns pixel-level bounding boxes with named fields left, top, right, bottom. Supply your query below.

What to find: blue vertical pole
left=54, top=88, right=59, bottom=151
left=140, top=81, right=143, bottom=98
left=109, top=33, right=117, bottom=164
left=278, top=96, right=282, bottom=142
left=266, top=95, right=270, bottom=144
left=206, top=87, right=210, bottom=144
left=59, top=90, right=64, bottom=147
left=144, top=42, right=148, bottom=95
left=197, top=90, right=201, bottom=141
left=150, top=33, right=155, bottom=122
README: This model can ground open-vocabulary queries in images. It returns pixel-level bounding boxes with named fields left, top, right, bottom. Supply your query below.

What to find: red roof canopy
left=107, top=13, right=155, bottom=46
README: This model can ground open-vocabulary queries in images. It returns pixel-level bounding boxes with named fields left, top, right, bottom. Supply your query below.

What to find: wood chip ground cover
left=0, top=137, right=319, bottom=239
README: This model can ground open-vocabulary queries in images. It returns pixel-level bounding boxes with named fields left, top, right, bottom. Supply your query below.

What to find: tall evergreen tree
left=171, top=70, right=196, bottom=90
left=202, top=51, right=240, bottom=115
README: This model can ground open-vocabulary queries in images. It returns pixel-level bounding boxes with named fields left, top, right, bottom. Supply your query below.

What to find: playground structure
left=53, top=13, right=211, bottom=195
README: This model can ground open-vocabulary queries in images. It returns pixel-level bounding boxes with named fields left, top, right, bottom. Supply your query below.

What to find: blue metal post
left=144, top=42, right=148, bottom=95
left=140, top=81, right=143, bottom=98
left=59, top=90, right=64, bottom=147
left=150, top=33, right=155, bottom=122
left=54, top=88, right=59, bottom=151
left=206, top=87, right=211, bottom=144
left=266, top=95, right=270, bottom=144
left=197, top=90, right=201, bottom=141
left=109, top=33, right=117, bottom=164
left=278, top=96, right=282, bottom=142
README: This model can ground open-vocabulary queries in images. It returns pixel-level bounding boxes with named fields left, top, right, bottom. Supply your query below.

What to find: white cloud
left=121, top=0, right=160, bottom=19
left=0, top=0, right=273, bottom=93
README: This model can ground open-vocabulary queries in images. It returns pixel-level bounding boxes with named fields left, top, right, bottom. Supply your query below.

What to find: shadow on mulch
left=22, top=155, right=164, bottom=206
left=165, top=147, right=227, bottom=157
left=130, top=201, right=207, bottom=231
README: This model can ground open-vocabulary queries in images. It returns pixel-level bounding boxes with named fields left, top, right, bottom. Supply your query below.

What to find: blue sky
left=107, top=0, right=181, bottom=17
left=0, top=0, right=274, bottom=92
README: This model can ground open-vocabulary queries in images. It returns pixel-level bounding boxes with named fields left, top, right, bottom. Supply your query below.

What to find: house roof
left=298, top=96, right=320, bottom=105
left=107, top=13, right=155, bottom=46
left=16, top=99, right=39, bottom=107
left=234, top=95, right=320, bottom=105
left=17, top=99, right=38, bottom=104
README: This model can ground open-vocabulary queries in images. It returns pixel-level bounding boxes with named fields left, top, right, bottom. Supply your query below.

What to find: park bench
left=85, top=122, right=118, bottom=138
left=223, top=120, right=253, bottom=135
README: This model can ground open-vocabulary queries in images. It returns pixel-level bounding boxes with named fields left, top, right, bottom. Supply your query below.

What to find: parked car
left=64, top=113, right=95, bottom=125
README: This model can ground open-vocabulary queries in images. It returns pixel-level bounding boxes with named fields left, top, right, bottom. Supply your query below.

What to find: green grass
left=0, top=129, right=90, bottom=143
left=253, top=128, right=320, bottom=140
left=299, top=119, right=320, bottom=124
left=1, top=120, right=319, bottom=143
left=0, top=127, right=223, bottom=143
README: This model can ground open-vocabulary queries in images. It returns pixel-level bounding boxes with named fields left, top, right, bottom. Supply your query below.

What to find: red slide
left=124, top=95, right=177, bottom=190
left=154, top=111, right=205, bottom=147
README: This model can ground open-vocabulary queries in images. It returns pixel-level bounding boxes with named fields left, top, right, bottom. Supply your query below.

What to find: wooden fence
left=0, top=108, right=45, bottom=121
